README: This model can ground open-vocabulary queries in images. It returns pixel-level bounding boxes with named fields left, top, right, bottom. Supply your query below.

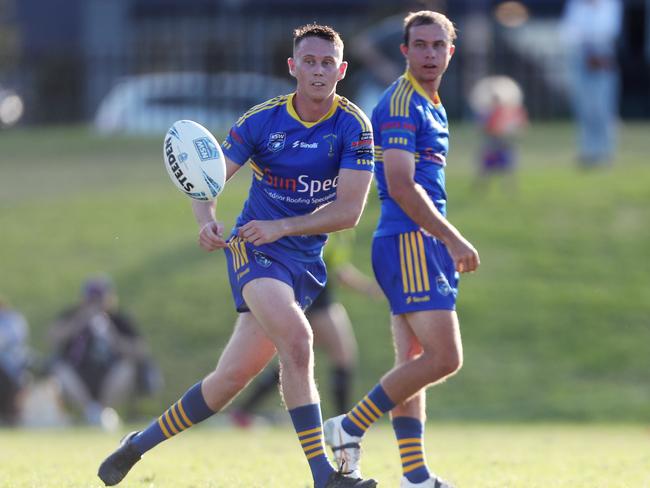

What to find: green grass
left=0, top=423, right=648, bottom=487
left=1, top=122, right=650, bottom=421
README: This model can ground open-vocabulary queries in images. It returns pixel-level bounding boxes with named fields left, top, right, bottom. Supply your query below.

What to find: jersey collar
left=405, top=71, right=442, bottom=107
left=286, top=93, right=340, bottom=128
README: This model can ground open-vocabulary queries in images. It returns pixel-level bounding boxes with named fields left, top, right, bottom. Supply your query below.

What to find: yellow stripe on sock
left=398, top=437, right=422, bottom=446
left=364, top=396, right=382, bottom=417
left=300, top=434, right=322, bottom=445
left=346, top=412, right=366, bottom=431
left=403, top=461, right=426, bottom=473
left=177, top=400, right=193, bottom=427
left=164, top=410, right=179, bottom=435
left=400, top=446, right=423, bottom=455
left=306, top=448, right=325, bottom=460
left=401, top=453, right=424, bottom=464
left=358, top=401, right=379, bottom=423
left=170, top=404, right=188, bottom=431
left=157, top=416, right=171, bottom=438
left=297, top=426, right=322, bottom=437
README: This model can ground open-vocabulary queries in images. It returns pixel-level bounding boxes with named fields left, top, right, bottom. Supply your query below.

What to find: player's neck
left=292, top=91, right=336, bottom=122
left=408, top=70, right=441, bottom=100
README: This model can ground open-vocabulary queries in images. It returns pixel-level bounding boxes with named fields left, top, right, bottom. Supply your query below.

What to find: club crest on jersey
left=267, top=132, right=286, bottom=152
left=252, top=250, right=272, bottom=268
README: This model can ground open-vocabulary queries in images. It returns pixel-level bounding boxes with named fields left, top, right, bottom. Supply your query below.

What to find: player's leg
left=310, top=301, right=358, bottom=414
left=97, top=312, right=276, bottom=486
left=242, top=277, right=339, bottom=488
left=99, top=358, right=137, bottom=409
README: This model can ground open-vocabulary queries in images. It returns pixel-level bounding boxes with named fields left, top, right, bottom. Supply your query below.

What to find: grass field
left=0, top=423, right=648, bottom=487
left=1, top=122, right=650, bottom=423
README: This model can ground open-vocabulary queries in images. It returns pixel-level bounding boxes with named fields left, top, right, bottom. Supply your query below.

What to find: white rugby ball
left=163, top=120, right=226, bottom=201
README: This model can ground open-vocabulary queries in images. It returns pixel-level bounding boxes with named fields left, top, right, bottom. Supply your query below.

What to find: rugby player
left=98, top=23, right=376, bottom=488
left=324, top=11, right=480, bottom=488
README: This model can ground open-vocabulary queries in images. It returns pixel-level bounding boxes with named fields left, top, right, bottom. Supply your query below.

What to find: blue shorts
left=224, top=237, right=327, bottom=313
left=372, top=231, right=459, bottom=315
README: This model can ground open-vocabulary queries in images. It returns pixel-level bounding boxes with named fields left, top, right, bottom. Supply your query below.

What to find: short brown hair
left=293, top=23, right=344, bottom=52
left=403, top=10, right=457, bottom=45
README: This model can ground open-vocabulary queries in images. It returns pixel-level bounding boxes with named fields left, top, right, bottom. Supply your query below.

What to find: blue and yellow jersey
left=222, top=93, right=374, bottom=261
left=371, top=71, right=449, bottom=237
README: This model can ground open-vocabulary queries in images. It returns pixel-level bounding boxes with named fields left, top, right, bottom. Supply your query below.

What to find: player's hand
left=198, top=220, right=227, bottom=251
left=238, top=220, right=286, bottom=246
left=446, top=235, right=480, bottom=274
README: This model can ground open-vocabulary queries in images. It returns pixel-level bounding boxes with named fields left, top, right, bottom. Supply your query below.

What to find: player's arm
left=238, top=168, right=373, bottom=245
left=192, top=156, right=242, bottom=252
left=384, top=148, right=480, bottom=273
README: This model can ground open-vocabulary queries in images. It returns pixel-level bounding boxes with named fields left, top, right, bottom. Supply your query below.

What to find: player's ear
left=449, top=44, right=455, bottom=57
left=287, top=57, right=296, bottom=77
left=400, top=44, right=408, bottom=58
left=337, top=61, right=348, bottom=81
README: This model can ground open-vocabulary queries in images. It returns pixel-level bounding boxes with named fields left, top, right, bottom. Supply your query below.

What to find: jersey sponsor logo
left=292, top=140, right=319, bottom=149
left=193, top=137, right=220, bottom=161
left=262, top=168, right=339, bottom=197
left=267, top=132, right=286, bottom=152
left=406, top=295, right=431, bottom=304
left=380, top=121, right=416, bottom=132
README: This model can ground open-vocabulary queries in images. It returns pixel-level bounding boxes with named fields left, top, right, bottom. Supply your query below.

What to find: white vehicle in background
left=94, top=72, right=293, bottom=136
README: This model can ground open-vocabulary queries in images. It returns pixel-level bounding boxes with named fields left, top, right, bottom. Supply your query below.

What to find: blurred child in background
left=469, top=75, right=528, bottom=194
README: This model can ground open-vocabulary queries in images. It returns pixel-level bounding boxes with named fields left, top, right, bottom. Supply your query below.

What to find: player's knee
left=278, top=334, right=313, bottom=372
left=438, top=349, right=463, bottom=378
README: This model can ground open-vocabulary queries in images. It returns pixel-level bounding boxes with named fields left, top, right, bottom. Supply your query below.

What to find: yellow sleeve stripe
left=249, top=161, right=264, bottom=179
left=297, top=426, right=322, bottom=437
left=236, top=95, right=289, bottom=127
left=339, top=98, right=371, bottom=132
left=390, top=78, right=407, bottom=116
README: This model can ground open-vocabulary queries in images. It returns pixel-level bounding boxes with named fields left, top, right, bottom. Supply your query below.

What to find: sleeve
left=338, top=107, right=374, bottom=172
left=220, top=112, right=258, bottom=166
left=376, top=95, right=418, bottom=153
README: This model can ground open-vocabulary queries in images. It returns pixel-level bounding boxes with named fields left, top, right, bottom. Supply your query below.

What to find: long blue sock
left=289, top=403, right=334, bottom=488
left=341, top=383, right=395, bottom=437
left=393, top=416, right=431, bottom=483
left=132, top=381, right=214, bottom=454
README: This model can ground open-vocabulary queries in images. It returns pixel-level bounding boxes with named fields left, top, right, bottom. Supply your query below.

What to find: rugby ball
left=163, top=120, right=226, bottom=201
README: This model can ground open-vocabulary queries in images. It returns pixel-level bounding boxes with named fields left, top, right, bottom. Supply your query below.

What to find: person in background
left=560, top=0, right=623, bottom=167
left=469, top=75, right=528, bottom=194
left=48, top=276, right=158, bottom=430
left=0, top=295, right=31, bottom=425
left=230, top=231, right=382, bottom=427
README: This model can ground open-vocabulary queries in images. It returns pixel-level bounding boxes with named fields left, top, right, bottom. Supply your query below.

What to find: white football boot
left=400, top=475, right=454, bottom=488
left=323, top=414, right=363, bottom=478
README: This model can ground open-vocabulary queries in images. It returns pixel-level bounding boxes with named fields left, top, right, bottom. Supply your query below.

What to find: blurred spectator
left=48, top=276, right=161, bottom=430
left=469, top=75, right=529, bottom=194
left=0, top=295, right=31, bottom=425
left=560, top=0, right=623, bottom=167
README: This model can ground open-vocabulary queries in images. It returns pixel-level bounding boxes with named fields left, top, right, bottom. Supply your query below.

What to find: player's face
left=288, top=37, right=347, bottom=102
left=401, top=23, right=455, bottom=85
